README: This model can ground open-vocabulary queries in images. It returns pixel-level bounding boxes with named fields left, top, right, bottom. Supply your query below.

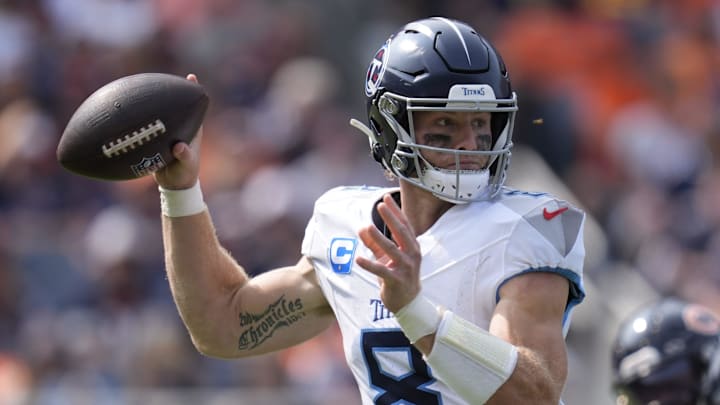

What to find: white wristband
left=394, top=294, right=442, bottom=343
left=159, top=181, right=206, bottom=217
left=425, top=311, right=518, bottom=403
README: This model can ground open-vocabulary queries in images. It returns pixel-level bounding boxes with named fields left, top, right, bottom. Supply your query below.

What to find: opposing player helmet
left=612, top=298, right=720, bottom=404
left=351, top=17, right=517, bottom=203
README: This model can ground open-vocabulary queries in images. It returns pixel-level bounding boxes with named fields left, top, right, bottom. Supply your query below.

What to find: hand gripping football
left=57, top=73, right=209, bottom=181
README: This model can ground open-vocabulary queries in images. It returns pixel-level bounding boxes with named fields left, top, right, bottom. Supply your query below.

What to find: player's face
left=413, top=111, right=493, bottom=170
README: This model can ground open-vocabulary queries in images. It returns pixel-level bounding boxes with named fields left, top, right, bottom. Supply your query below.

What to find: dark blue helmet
left=351, top=17, right=517, bottom=203
left=612, top=298, right=720, bottom=404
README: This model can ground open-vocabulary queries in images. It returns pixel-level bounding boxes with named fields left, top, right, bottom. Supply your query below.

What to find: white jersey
left=301, top=185, right=586, bottom=405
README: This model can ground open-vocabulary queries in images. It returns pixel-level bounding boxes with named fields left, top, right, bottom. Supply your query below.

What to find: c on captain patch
left=329, top=237, right=357, bottom=274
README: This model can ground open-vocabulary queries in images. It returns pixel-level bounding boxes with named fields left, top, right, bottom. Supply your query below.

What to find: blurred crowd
left=0, top=0, right=719, bottom=404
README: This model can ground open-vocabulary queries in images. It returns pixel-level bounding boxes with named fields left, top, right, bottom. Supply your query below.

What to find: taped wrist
left=394, top=294, right=442, bottom=344
left=425, top=311, right=518, bottom=403
left=159, top=181, right=206, bottom=217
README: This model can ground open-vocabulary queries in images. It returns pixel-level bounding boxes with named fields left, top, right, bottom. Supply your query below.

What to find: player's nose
left=455, top=125, right=481, bottom=151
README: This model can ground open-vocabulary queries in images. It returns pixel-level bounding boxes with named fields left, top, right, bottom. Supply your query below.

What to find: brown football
left=57, top=73, right=208, bottom=181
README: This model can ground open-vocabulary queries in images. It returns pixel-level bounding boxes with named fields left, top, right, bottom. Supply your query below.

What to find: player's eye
left=472, top=118, right=489, bottom=129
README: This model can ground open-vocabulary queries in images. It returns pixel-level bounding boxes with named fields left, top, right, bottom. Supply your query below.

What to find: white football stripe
left=434, top=17, right=472, bottom=65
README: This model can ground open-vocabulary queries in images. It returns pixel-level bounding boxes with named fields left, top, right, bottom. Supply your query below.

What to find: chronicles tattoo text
left=238, top=295, right=306, bottom=350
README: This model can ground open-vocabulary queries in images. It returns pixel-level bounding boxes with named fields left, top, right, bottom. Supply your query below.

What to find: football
left=57, top=73, right=209, bottom=181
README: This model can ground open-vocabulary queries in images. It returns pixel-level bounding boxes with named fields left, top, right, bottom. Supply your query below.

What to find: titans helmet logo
left=365, top=41, right=389, bottom=97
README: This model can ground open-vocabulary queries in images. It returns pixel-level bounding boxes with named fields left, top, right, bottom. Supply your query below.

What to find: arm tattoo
left=237, top=295, right=307, bottom=351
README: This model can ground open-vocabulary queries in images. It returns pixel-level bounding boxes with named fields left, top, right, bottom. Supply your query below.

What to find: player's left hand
left=356, top=194, right=422, bottom=313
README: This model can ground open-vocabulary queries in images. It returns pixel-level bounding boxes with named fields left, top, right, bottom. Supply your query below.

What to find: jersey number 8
left=361, top=330, right=442, bottom=404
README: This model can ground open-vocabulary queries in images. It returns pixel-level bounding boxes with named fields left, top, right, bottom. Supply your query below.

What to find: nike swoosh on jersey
left=543, top=206, right=569, bottom=220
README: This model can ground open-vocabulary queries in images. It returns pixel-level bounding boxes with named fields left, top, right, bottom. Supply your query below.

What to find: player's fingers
left=358, top=225, right=414, bottom=272
left=173, top=124, right=203, bottom=159
left=172, top=142, right=191, bottom=161
left=382, top=194, right=409, bottom=226
left=377, top=196, right=419, bottom=253
left=355, top=256, right=393, bottom=279
left=358, top=226, right=394, bottom=259
left=186, top=73, right=198, bottom=83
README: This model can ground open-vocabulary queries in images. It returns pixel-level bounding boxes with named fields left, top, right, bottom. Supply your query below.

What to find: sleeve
left=496, top=200, right=586, bottom=332
left=300, top=208, right=318, bottom=258
left=300, top=186, right=339, bottom=258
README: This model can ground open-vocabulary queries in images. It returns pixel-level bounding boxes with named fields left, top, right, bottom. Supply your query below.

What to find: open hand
left=356, top=194, right=422, bottom=313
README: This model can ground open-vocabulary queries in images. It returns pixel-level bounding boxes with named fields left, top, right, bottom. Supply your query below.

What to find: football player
left=612, top=298, right=720, bottom=405
left=154, top=17, right=586, bottom=404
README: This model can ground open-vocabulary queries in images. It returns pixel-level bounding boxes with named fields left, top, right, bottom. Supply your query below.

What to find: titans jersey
left=301, top=185, right=586, bottom=405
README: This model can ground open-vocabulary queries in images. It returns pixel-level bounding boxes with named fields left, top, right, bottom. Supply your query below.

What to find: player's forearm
left=162, top=211, right=250, bottom=357
left=413, top=330, right=564, bottom=404
left=485, top=345, right=566, bottom=404
left=397, top=295, right=565, bottom=404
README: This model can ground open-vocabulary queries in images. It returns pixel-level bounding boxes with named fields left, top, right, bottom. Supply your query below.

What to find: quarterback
left=154, top=17, right=586, bottom=404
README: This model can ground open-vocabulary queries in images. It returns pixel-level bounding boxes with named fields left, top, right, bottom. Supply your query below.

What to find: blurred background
left=1, top=0, right=719, bottom=403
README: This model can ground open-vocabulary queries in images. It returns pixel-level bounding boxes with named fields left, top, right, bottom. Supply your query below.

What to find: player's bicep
left=230, top=256, right=334, bottom=357
left=492, top=271, right=568, bottom=343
